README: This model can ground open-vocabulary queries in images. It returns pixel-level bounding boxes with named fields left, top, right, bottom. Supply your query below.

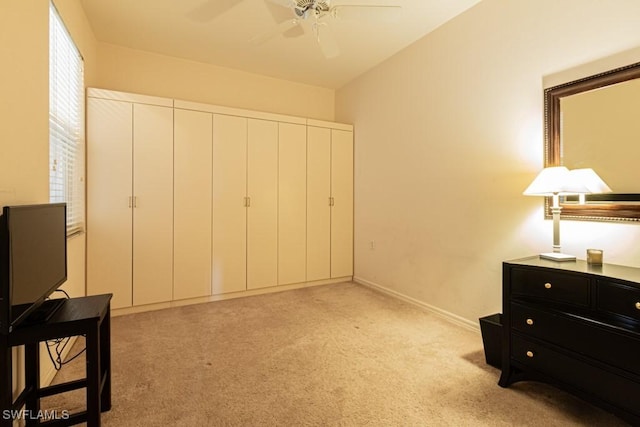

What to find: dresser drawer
left=597, top=280, right=640, bottom=322
left=511, top=268, right=590, bottom=306
left=511, top=302, right=640, bottom=377
left=511, top=334, right=640, bottom=416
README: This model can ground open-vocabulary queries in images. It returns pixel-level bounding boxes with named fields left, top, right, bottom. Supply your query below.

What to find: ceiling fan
left=253, top=0, right=402, bottom=58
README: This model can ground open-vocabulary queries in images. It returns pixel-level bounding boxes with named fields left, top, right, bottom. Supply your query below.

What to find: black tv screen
left=1, top=203, right=67, bottom=331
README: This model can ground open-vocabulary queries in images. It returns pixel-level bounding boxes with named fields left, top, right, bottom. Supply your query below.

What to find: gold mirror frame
left=545, top=61, right=640, bottom=222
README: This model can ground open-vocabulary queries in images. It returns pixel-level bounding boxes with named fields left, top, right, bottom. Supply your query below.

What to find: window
left=49, top=2, right=85, bottom=236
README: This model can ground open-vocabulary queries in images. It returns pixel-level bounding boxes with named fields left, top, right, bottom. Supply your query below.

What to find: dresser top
left=506, top=256, right=640, bottom=284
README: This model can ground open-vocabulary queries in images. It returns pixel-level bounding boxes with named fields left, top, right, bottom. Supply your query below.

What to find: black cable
left=45, top=290, right=87, bottom=370
left=61, top=345, right=86, bottom=365
left=54, top=288, right=70, bottom=299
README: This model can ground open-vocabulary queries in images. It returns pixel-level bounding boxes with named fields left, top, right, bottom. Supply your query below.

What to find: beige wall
left=0, top=1, right=49, bottom=206
left=1, top=0, right=49, bottom=400
left=1, top=0, right=98, bottom=395
left=0, top=0, right=97, bottom=300
left=96, top=43, right=335, bottom=121
left=335, top=0, right=640, bottom=326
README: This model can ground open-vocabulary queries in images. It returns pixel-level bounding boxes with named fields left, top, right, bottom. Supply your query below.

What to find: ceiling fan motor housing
left=294, top=0, right=330, bottom=17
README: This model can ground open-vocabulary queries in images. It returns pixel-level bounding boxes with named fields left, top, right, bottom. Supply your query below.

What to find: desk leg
left=24, top=342, right=40, bottom=427
left=86, top=325, right=101, bottom=427
left=0, top=335, right=12, bottom=427
left=100, top=304, right=111, bottom=412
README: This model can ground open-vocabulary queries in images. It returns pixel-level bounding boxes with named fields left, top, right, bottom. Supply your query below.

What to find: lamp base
left=539, top=252, right=576, bottom=262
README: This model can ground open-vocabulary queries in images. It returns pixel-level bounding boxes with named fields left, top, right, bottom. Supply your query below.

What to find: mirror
left=545, top=61, right=640, bottom=221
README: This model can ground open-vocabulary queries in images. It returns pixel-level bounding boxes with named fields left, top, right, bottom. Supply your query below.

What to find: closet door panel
left=247, top=119, right=278, bottom=290
left=86, top=98, right=133, bottom=309
left=213, top=114, right=247, bottom=294
left=331, top=129, right=354, bottom=278
left=306, top=126, right=331, bottom=281
left=132, top=104, right=174, bottom=305
left=278, top=123, right=307, bottom=285
left=174, top=109, right=213, bottom=300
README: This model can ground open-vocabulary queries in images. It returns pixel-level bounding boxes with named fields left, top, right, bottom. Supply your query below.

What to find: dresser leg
left=498, top=370, right=512, bottom=387
left=499, top=365, right=528, bottom=387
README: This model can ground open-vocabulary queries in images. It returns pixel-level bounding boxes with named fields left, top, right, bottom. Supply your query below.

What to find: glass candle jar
left=587, top=249, right=603, bottom=265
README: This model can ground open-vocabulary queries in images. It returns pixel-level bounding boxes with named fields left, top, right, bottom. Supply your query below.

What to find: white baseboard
left=112, top=276, right=353, bottom=317
left=353, top=276, right=480, bottom=333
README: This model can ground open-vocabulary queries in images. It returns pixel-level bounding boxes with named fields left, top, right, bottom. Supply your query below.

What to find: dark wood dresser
left=499, top=257, right=640, bottom=425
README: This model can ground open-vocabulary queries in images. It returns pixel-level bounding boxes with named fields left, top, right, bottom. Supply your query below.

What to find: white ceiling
left=79, top=0, right=480, bottom=89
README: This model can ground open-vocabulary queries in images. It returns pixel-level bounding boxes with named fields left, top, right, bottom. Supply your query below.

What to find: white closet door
left=174, top=109, right=213, bottom=300
left=132, top=104, right=174, bottom=305
left=330, top=129, right=354, bottom=278
left=213, top=114, right=247, bottom=294
left=86, top=98, right=133, bottom=309
left=278, top=122, right=307, bottom=285
left=247, top=119, right=278, bottom=290
left=306, top=126, right=331, bottom=281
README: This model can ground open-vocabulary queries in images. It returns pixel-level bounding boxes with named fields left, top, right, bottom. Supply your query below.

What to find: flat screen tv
left=0, top=203, right=67, bottom=333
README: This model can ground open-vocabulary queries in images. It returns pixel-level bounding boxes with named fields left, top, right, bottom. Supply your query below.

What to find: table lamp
left=570, top=168, right=612, bottom=204
left=523, top=166, right=589, bottom=261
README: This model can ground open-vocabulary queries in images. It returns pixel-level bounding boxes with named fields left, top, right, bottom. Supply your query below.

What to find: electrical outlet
left=369, top=240, right=375, bottom=250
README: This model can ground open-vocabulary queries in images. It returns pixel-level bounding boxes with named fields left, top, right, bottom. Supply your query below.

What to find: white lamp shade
left=523, top=166, right=590, bottom=196
left=569, top=168, right=612, bottom=194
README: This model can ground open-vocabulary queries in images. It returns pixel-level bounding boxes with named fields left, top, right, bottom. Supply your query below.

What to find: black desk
left=0, top=294, right=112, bottom=426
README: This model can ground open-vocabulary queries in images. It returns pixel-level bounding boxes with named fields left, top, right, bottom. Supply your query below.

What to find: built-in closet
left=86, top=89, right=353, bottom=310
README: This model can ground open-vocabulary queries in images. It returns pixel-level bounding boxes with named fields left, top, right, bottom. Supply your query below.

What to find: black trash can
left=479, top=313, right=502, bottom=369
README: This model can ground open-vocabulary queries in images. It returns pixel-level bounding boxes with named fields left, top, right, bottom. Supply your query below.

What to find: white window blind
left=49, top=2, right=85, bottom=236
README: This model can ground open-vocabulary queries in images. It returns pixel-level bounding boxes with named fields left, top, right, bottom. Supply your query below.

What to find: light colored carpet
left=43, top=282, right=628, bottom=426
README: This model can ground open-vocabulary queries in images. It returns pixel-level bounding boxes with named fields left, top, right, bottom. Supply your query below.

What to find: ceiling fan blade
left=283, top=25, right=306, bottom=39
left=186, top=0, right=242, bottom=23
left=330, top=5, right=401, bottom=22
left=250, top=19, right=301, bottom=44
left=263, top=0, right=296, bottom=8
left=314, top=25, right=340, bottom=59
left=264, top=0, right=298, bottom=24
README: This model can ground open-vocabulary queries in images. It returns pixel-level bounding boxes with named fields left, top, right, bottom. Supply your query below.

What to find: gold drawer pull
left=635, top=302, right=640, bottom=310
left=526, top=351, right=534, bottom=358
left=544, top=282, right=552, bottom=289
left=526, top=318, right=534, bottom=326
